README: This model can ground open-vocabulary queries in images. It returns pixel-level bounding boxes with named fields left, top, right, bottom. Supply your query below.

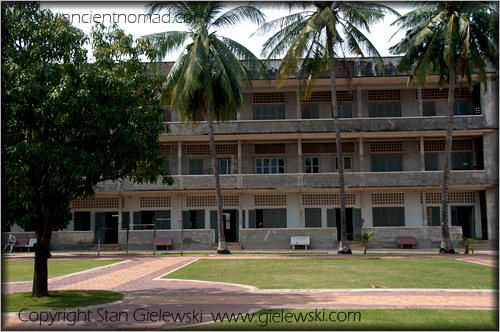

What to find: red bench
left=154, top=237, right=173, bottom=250
left=397, top=236, right=418, bottom=249
left=13, top=238, right=29, bottom=252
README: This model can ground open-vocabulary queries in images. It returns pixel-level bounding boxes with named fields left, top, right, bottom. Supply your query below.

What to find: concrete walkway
left=1, top=252, right=498, bottom=330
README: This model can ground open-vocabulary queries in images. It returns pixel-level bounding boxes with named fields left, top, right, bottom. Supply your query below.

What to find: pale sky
left=42, top=1, right=411, bottom=61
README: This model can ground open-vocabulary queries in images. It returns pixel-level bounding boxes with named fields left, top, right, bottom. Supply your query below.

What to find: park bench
left=26, top=238, right=37, bottom=252
left=397, top=236, right=418, bottom=249
left=154, top=237, right=173, bottom=251
left=291, top=236, right=310, bottom=250
left=13, top=238, right=29, bottom=252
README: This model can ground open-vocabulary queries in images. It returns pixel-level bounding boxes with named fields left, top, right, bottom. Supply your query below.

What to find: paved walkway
left=1, top=253, right=498, bottom=330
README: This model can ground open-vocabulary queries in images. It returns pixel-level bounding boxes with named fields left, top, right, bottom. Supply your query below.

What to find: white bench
left=291, top=236, right=310, bottom=250
left=26, top=238, right=37, bottom=252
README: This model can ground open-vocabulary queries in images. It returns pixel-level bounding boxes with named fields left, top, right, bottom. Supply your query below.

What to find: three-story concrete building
left=7, top=57, right=499, bottom=251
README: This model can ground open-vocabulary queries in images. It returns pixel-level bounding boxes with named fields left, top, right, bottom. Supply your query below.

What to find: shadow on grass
left=1, top=290, right=124, bottom=313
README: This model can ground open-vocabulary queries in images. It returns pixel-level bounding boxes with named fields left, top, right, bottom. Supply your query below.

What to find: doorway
left=451, top=206, right=475, bottom=238
left=335, top=208, right=353, bottom=241
left=95, top=212, right=119, bottom=244
left=211, top=209, right=238, bottom=242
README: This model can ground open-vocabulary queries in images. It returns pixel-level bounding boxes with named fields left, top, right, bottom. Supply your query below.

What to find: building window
left=454, top=101, right=469, bottom=115
left=425, top=153, right=439, bottom=171
left=427, top=207, right=441, bottom=226
left=369, top=103, right=401, bottom=117
left=183, top=210, right=205, bottom=229
left=334, top=156, right=352, bottom=172
left=134, top=211, right=170, bottom=230
left=74, top=212, right=91, bottom=231
left=305, top=208, right=322, bottom=228
left=371, top=154, right=403, bottom=172
left=372, top=207, right=405, bottom=226
left=189, top=159, right=204, bottom=175
left=452, top=152, right=473, bottom=170
left=305, top=157, right=319, bottom=173
left=249, top=209, right=287, bottom=228
left=422, top=101, right=436, bottom=116
left=254, top=105, right=285, bottom=120
left=256, top=158, right=285, bottom=174
left=219, top=158, right=231, bottom=175
left=302, top=105, right=318, bottom=119
left=338, top=104, right=351, bottom=118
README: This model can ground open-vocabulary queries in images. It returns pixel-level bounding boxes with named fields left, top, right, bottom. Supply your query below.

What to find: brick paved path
left=1, top=254, right=498, bottom=330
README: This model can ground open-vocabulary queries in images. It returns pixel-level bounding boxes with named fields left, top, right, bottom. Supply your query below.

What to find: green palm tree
left=390, top=1, right=498, bottom=254
left=253, top=2, right=398, bottom=254
left=144, top=2, right=268, bottom=254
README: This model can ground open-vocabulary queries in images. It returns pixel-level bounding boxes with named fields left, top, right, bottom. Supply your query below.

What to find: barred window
left=255, top=194, right=287, bottom=206
left=253, top=92, right=285, bottom=104
left=302, top=193, right=356, bottom=206
left=370, top=141, right=403, bottom=153
left=417, top=88, right=472, bottom=100
left=368, top=90, right=401, bottom=101
left=371, top=193, right=405, bottom=205
left=300, top=91, right=354, bottom=103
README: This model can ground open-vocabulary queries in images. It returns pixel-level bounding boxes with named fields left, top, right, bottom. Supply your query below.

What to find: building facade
left=7, top=57, right=499, bottom=250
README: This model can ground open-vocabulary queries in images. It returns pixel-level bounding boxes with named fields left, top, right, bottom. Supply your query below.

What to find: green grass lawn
left=164, top=258, right=497, bottom=289
left=1, top=259, right=123, bottom=283
left=182, top=309, right=498, bottom=330
left=2, top=290, right=124, bottom=313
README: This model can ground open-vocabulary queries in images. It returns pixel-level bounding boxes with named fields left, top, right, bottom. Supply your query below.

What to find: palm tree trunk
left=206, top=110, right=230, bottom=254
left=327, top=29, right=351, bottom=254
left=440, top=57, right=456, bottom=254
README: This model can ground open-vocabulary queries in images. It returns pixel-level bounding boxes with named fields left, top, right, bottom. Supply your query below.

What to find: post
left=180, top=218, right=184, bottom=256
left=97, top=228, right=101, bottom=257
left=153, top=220, right=157, bottom=256
left=126, top=226, right=129, bottom=256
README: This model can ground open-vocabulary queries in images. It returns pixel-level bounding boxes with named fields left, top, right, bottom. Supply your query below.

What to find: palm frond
left=217, top=36, right=269, bottom=81
left=141, top=31, right=190, bottom=62
left=212, top=5, right=266, bottom=30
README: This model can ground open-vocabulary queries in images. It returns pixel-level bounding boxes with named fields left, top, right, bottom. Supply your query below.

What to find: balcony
left=96, top=170, right=489, bottom=192
left=163, top=116, right=488, bottom=138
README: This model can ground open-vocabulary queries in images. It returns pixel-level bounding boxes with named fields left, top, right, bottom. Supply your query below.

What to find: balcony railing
left=97, top=170, right=489, bottom=192
left=163, top=116, right=487, bottom=137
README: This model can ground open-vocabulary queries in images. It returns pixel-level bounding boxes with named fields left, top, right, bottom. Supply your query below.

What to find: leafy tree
left=253, top=2, right=398, bottom=254
left=143, top=1, right=268, bottom=254
left=390, top=1, right=498, bottom=254
left=2, top=2, right=172, bottom=297
left=2, top=188, right=72, bottom=232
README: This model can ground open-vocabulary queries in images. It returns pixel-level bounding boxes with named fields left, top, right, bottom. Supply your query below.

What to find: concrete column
left=481, top=77, right=499, bottom=128
left=417, top=86, right=423, bottom=116
left=483, top=131, right=499, bottom=184
left=237, top=140, right=242, bottom=188
left=420, top=136, right=425, bottom=171
left=421, top=191, right=428, bottom=226
left=238, top=193, right=243, bottom=231
left=298, top=138, right=302, bottom=173
left=359, top=191, right=365, bottom=228
left=299, top=193, right=304, bottom=228
left=177, top=141, right=182, bottom=176
left=358, top=137, right=364, bottom=172
left=237, top=140, right=242, bottom=174
left=486, top=187, right=499, bottom=248
left=178, top=195, right=183, bottom=230
left=296, top=89, right=301, bottom=119
left=118, top=194, right=123, bottom=229
left=357, top=88, right=363, bottom=118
